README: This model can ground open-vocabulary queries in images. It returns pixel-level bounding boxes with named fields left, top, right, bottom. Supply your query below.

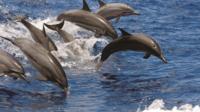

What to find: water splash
left=139, top=99, right=200, bottom=112
left=0, top=17, right=108, bottom=70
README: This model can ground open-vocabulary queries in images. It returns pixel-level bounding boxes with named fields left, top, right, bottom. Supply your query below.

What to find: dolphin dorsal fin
left=82, top=0, right=91, bottom=12
left=98, top=0, right=106, bottom=7
left=44, top=20, right=64, bottom=31
left=43, top=25, right=47, bottom=37
left=119, top=28, right=132, bottom=37
left=43, top=25, right=50, bottom=51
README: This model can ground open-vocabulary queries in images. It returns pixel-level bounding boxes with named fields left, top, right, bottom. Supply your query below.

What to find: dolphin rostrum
left=97, top=0, right=140, bottom=22
left=57, top=0, right=117, bottom=40
left=0, top=48, right=27, bottom=81
left=16, top=16, right=58, bottom=51
left=97, top=29, right=167, bottom=69
left=0, top=36, right=68, bottom=95
left=44, top=20, right=74, bottom=43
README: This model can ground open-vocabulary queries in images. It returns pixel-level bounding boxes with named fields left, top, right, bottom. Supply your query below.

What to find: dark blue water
left=0, top=0, right=200, bottom=111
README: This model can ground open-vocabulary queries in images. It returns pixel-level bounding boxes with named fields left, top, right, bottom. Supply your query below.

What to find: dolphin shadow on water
left=100, top=72, right=169, bottom=92
left=0, top=87, right=18, bottom=98
left=0, top=85, right=66, bottom=110
left=99, top=72, right=171, bottom=108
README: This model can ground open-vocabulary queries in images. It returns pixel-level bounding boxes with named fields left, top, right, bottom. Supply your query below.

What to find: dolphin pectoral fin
left=143, top=52, right=151, bottom=59
left=82, top=0, right=91, bottom=12
left=36, top=74, right=48, bottom=81
left=115, top=17, right=121, bottom=23
left=119, top=28, right=132, bottom=37
left=98, top=0, right=106, bottom=7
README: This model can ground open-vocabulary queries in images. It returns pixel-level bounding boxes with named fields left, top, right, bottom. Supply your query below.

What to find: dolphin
left=97, top=29, right=167, bottom=69
left=0, top=36, right=68, bottom=95
left=15, top=16, right=58, bottom=51
left=44, top=20, right=74, bottom=43
left=96, top=0, right=140, bottom=22
left=0, top=49, right=27, bottom=81
left=57, top=0, right=117, bottom=40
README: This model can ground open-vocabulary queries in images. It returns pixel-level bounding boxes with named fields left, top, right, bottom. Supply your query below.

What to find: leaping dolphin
left=97, top=29, right=167, bottom=69
left=0, top=49, right=27, bottom=81
left=0, top=36, right=68, bottom=95
left=96, top=0, right=140, bottom=22
left=44, top=20, right=74, bottom=43
left=57, top=0, right=118, bottom=40
left=16, top=16, right=58, bottom=51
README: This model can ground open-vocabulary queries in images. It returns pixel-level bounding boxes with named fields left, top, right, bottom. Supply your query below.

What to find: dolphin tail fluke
left=44, top=20, right=65, bottom=31
left=98, top=0, right=106, bottom=7
left=14, top=15, right=27, bottom=22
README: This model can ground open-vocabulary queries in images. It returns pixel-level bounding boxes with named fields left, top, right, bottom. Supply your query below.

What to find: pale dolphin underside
left=0, top=48, right=27, bottom=82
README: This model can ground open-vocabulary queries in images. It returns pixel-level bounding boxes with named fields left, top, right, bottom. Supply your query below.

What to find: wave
left=139, top=99, right=200, bottom=112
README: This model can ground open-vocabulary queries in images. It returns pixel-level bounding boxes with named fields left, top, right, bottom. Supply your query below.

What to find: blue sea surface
left=0, top=0, right=200, bottom=112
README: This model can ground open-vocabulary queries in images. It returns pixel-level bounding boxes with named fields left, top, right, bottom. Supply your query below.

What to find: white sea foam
left=139, top=99, right=200, bottom=112
left=0, top=17, right=108, bottom=70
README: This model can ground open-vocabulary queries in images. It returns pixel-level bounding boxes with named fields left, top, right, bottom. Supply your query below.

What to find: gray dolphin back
left=57, top=10, right=117, bottom=40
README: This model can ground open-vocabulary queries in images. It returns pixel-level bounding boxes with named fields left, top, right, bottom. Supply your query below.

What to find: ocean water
left=0, top=0, right=200, bottom=112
